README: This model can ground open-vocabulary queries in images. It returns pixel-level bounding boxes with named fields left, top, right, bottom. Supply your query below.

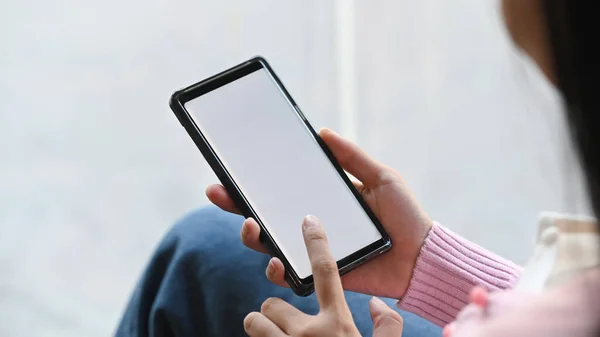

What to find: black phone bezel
left=169, top=56, right=392, bottom=296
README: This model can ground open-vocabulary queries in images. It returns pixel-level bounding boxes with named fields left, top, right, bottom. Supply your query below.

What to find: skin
left=241, top=216, right=404, bottom=336
left=207, top=1, right=557, bottom=335
left=502, top=0, right=556, bottom=83
left=207, top=128, right=432, bottom=300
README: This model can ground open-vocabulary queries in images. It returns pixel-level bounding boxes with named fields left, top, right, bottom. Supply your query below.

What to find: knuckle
left=345, top=149, right=360, bottom=168
left=315, top=314, right=355, bottom=335
left=386, top=311, right=403, bottom=324
left=243, top=313, right=257, bottom=332
left=375, top=311, right=404, bottom=329
left=340, top=322, right=357, bottom=335
left=313, top=258, right=338, bottom=275
left=260, top=297, right=278, bottom=314
left=376, top=167, right=397, bottom=185
left=305, top=229, right=328, bottom=243
left=335, top=316, right=356, bottom=333
left=298, top=324, right=320, bottom=337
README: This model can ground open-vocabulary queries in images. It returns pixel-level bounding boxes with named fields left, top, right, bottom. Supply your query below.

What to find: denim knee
left=161, top=206, right=244, bottom=254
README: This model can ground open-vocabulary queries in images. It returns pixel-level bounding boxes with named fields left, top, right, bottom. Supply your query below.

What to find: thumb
left=369, top=297, right=404, bottom=337
left=319, top=128, right=388, bottom=188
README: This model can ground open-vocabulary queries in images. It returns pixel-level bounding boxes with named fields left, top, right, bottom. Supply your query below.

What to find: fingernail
left=241, top=221, right=249, bottom=238
left=266, top=259, right=274, bottom=277
left=370, top=296, right=387, bottom=309
left=303, top=215, right=319, bottom=229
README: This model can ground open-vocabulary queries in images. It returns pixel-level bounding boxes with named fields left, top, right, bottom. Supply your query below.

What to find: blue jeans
left=115, top=206, right=440, bottom=337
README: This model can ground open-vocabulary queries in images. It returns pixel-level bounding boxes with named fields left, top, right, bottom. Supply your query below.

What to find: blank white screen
left=185, top=68, right=382, bottom=278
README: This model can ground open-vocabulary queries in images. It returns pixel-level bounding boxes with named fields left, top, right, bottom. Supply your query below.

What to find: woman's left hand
left=243, top=215, right=404, bottom=337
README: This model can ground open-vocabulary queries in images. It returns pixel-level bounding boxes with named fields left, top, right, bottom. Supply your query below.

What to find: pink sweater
left=397, top=222, right=600, bottom=337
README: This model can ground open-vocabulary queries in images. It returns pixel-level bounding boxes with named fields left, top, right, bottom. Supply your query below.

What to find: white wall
left=0, top=0, right=589, bottom=336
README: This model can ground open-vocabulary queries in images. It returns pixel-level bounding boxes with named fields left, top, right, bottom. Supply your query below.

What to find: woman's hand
left=207, top=128, right=432, bottom=299
left=244, top=215, right=404, bottom=337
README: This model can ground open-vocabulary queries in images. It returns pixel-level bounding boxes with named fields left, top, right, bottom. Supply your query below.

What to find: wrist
left=397, top=223, right=521, bottom=326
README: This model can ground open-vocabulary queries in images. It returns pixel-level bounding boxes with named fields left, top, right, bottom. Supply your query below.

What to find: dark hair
left=543, top=1, right=600, bottom=334
left=543, top=0, right=600, bottom=218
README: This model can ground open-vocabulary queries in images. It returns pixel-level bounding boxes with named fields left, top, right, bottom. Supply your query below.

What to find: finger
left=265, top=257, right=289, bottom=288
left=241, top=218, right=269, bottom=254
left=260, top=297, right=308, bottom=334
left=469, top=286, right=489, bottom=308
left=319, top=128, right=390, bottom=188
left=243, top=312, right=287, bottom=337
left=302, top=215, right=345, bottom=310
left=350, top=178, right=368, bottom=195
left=205, top=184, right=241, bottom=214
left=442, top=323, right=456, bottom=337
left=369, top=297, right=404, bottom=337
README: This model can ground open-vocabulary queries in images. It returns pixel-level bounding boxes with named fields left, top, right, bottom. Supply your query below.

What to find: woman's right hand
left=206, top=128, right=432, bottom=299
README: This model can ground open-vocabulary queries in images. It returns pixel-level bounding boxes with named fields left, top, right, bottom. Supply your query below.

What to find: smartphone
left=169, top=57, right=391, bottom=296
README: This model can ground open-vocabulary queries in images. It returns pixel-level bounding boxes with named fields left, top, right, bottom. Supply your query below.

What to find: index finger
left=302, top=215, right=346, bottom=310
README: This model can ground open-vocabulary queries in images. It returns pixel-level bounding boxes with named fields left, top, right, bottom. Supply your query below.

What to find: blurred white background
left=0, top=0, right=590, bottom=336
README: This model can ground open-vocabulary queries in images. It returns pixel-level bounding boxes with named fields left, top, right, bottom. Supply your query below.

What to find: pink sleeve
left=396, top=222, right=522, bottom=327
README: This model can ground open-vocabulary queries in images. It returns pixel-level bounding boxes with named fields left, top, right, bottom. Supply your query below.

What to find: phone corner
left=290, top=283, right=315, bottom=297
left=384, top=236, right=393, bottom=249
left=249, top=55, right=269, bottom=66
left=284, top=270, right=315, bottom=297
left=378, top=236, right=393, bottom=256
left=169, top=90, right=184, bottom=110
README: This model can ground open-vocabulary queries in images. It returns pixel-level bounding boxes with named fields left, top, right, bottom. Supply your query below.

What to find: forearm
left=397, top=223, right=522, bottom=327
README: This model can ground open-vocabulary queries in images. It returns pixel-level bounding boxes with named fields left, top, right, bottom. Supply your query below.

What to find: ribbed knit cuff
left=397, top=222, right=522, bottom=327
